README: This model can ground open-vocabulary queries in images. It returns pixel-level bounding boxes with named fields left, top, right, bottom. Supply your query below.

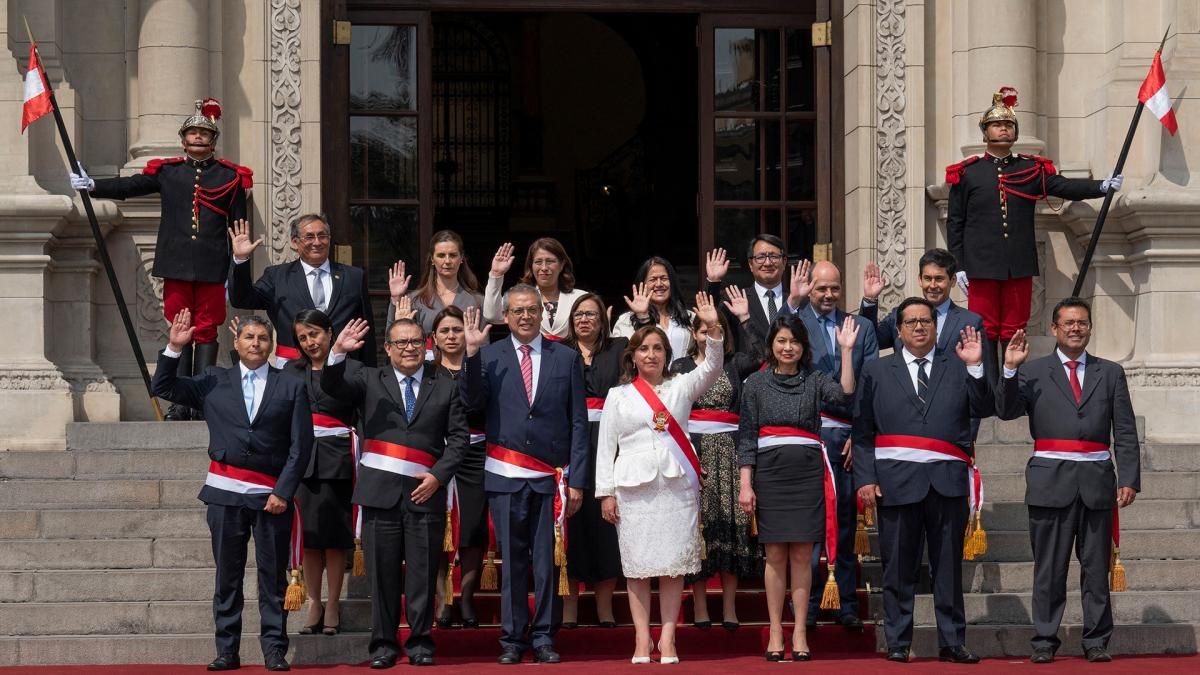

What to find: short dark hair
left=896, top=296, right=936, bottom=322
left=746, top=233, right=786, bottom=261
left=289, top=213, right=330, bottom=240
left=1052, top=297, right=1091, bottom=324
left=386, top=318, right=424, bottom=342
left=504, top=283, right=541, bottom=312
left=918, top=248, right=958, bottom=277
left=237, top=315, right=274, bottom=340
left=765, top=315, right=813, bottom=371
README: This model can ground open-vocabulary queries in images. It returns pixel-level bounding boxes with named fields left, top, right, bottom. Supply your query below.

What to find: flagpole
left=1072, top=26, right=1171, bottom=298
left=23, top=17, right=164, bottom=421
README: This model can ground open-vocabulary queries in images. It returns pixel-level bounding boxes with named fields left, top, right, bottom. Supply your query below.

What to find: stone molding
left=875, top=0, right=907, bottom=310
left=134, top=244, right=167, bottom=347
left=269, top=0, right=303, bottom=264
left=0, top=370, right=71, bottom=391
left=1125, top=366, right=1200, bottom=388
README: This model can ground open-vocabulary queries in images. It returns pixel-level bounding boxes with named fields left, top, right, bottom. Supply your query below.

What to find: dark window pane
left=715, top=209, right=760, bottom=263
left=787, top=209, right=817, bottom=261
left=351, top=25, right=416, bottom=111
left=787, top=120, right=817, bottom=201
left=715, top=118, right=759, bottom=201
left=764, top=208, right=781, bottom=236
left=351, top=205, right=419, bottom=291
left=762, top=30, right=781, bottom=113
left=714, top=29, right=757, bottom=112
left=350, top=116, right=418, bottom=200
left=764, top=120, right=782, bottom=201
left=785, top=29, right=815, bottom=112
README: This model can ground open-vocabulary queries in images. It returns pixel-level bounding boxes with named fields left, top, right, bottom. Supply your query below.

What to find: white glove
left=956, top=271, right=970, bottom=296
left=69, top=164, right=94, bottom=191
left=1101, top=174, right=1124, bottom=193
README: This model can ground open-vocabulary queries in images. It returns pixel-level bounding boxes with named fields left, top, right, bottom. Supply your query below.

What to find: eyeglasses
left=507, top=306, right=541, bottom=317
left=296, top=233, right=331, bottom=243
left=387, top=338, right=425, bottom=349
left=573, top=310, right=600, bottom=320
left=1056, top=320, right=1091, bottom=329
left=901, top=318, right=935, bottom=328
left=750, top=253, right=784, bottom=264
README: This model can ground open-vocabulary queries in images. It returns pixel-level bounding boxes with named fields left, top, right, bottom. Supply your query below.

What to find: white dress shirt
left=512, top=334, right=544, bottom=396
left=902, top=346, right=983, bottom=393
left=300, top=259, right=333, bottom=310
left=935, top=298, right=952, bottom=338
left=239, top=361, right=270, bottom=419
left=753, top=281, right=785, bottom=321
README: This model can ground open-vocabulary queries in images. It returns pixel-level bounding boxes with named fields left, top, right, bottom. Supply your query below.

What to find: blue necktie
left=823, top=315, right=840, bottom=369
left=243, top=371, right=256, bottom=418
left=403, top=376, right=416, bottom=421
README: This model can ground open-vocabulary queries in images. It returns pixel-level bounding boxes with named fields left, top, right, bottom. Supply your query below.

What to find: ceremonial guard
left=997, top=299, right=1141, bottom=664
left=73, top=99, right=253, bottom=419
left=945, top=87, right=1121, bottom=362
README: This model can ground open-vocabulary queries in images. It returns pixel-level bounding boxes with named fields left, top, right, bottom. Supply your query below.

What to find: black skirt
left=566, top=488, right=622, bottom=583
left=752, top=444, right=826, bottom=544
left=297, top=477, right=354, bottom=550
left=455, top=476, right=489, bottom=549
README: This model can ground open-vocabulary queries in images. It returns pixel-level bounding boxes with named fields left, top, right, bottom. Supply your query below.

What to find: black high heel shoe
left=436, top=606, right=454, bottom=629
left=298, top=604, right=324, bottom=635
left=764, top=651, right=784, bottom=662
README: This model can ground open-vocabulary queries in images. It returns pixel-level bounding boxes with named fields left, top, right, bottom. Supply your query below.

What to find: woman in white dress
left=481, top=237, right=588, bottom=338
left=596, top=292, right=724, bottom=665
left=611, top=257, right=695, bottom=358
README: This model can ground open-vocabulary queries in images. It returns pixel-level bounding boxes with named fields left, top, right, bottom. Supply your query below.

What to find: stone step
left=0, top=479, right=203, bottom=509
left=0, top=509, right=207, bottom=540
left=977, top=499, right=1200, bottom=531
left=67, top=422, right=210, bottom=451
left=894, top=623, right=1200, bottom=658
left=976, top=472, right=1199, bottom=502
left=0, top=449, right=209, bottom=480
left=863, top=529, right=1200, bottom=562
left=859, top=559, right=1200, bottom=594
left=867, top=590, right=1200, bottom=626
left=0, top=538, right=255, bottom=571
left=0, top=633, right=368, bottom=667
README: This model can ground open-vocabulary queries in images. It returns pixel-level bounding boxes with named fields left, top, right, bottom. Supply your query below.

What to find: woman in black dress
left=284, top=309, right=360, bottom=636
left=561, top=293, right=625, bottom=627
left=669, top=286, right=764, bottom=630
left=430, top=306, right=488, bottom=628
left=737, top=314, right=859, bottom=660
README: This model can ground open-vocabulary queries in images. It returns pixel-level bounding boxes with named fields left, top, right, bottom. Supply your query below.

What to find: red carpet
left=4, top=655, right=1199, bottom=674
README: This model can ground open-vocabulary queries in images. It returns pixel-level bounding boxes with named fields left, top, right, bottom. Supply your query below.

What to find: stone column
left=127, top=0, right=211, bottom=164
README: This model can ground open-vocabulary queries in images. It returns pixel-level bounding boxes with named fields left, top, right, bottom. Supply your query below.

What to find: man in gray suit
left=854, top=297, right=992, bottom=663
left=997, top=297, right=1140, bottom=664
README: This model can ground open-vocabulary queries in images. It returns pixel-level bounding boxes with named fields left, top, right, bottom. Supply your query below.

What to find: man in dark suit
left=788, top=261, right=878, bottom=629
left=321, top=317, right=468, bottom=668
left=854, top=297, right=992, bottom=664
left=228, top=214, right=376, bottom=366
left=997, top=298, right=1140, bottom=664
left=152, top=310, right=312, bottom=672
left=462, top=285, right=589, bottom=664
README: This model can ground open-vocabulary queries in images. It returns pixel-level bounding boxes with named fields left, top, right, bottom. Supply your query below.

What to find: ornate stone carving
left=1027, top=238, right=1047, bottom=335
left=270, top=0, right=303, bottom=264
left=0, top=370, right=71, bottom=390
left=876, top=0, right=907, bottom=310
left=135, top=248, right=167, bottom=345
left=1125, top=366, right=1200, bottom=388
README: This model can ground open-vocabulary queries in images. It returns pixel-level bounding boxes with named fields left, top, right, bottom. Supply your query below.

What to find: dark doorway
left=430, top=12, right=699, bottom=307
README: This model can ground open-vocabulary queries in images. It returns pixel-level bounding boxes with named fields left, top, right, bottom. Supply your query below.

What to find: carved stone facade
left=269, top=0, right=304, bottom=264
left=874, top=0, right=908, bottom=311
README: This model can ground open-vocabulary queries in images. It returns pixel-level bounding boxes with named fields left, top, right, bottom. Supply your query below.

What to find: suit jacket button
left=1078, top=412, right=1084, bottom=418
left=191, top=235, right=197, bottom=240
left=528, top=413, right=533, bottom=419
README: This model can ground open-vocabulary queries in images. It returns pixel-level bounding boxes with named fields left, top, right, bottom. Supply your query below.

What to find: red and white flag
left=1138, top=51, right=1178, bottom=136
left=21, top=44, right=53, bottom=133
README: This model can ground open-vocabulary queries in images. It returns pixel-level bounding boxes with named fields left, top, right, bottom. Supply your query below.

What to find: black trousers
left=877, top=491, right=969, bottom=650
left=206, top=503, right=292, bottom=658
left=488, top=483, right=560, bottom=653
left=808, top=425, right=859, bottom=617
left=363, top=502, right=445, bottom=659
left=1028, top=500, right=1114, bottom=652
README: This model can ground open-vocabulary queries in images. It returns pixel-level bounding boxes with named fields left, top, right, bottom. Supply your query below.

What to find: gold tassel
left=553, top=523, right=566, bottom=567
left=283, top=569, right=305, bottom=611
left=962, top=515, right=978, bottom=560
left=863, top=505, right=876, bottom=528
left=481, top=550, right=499, bottom=591
left=968, top=511, right=988, bottom=558
left=558, top=563, right=570, bottom=596
left=352, top=538, right=365, bottom=577
left=443, top=558, right=455, bottom=606
left=698, top=523, right=707, bottom=561
left=819, top=564, right=840, bottom=610
left=1110, top=547, right=1128, bottom=592
left=854, top=514, right=871, bottom=556
left=443, top=511, right=455, bottom=553
left=750, top=513, right=759, bottom=537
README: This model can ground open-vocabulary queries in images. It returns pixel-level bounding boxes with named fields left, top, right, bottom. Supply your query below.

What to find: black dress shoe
left=533, top=646, right=561, bottom=664
left=792, top=650, right=812, bottom=662
left=1030, top=649, right=1055, bottom=664
left=263, top=650, right=291, bottom=671
left=722, top=621, right=740, bottom=631
left=497, top=649, right=522, bottom=665
left=838, top=614, right=864, bottom=631
left=693, top=620, right=712, bottom=630
left=207, top=654, right=240, bottom=671
left=462, top=618, right=480, bottom=629
left=886, top=646, right=910, bottom=663
left=599, top=620, right=617, bottom=629
left=939, top=645, right=981, bottom=664
left=369, top=655, right=397, bottom=669
left=1085, top=647, right=1112, bottom=663
left=409, top=654, right=435, bottom=666
left=561, top=621, right=578, bottom=629
left=764, top=651, right=784, bottom=662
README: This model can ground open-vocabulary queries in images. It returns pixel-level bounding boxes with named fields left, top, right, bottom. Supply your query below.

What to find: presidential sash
left=628, top=376, right=702, bottom=496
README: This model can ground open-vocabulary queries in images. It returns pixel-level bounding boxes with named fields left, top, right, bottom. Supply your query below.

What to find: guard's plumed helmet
left=179, top=98, right=221, bottom=142
left=979, top=86, right=1019, bottom=142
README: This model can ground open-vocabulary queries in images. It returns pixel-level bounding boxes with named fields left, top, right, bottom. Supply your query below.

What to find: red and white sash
left=205, top=460, right=278, bottom=495
left=361, top=439, right=436, bottom=478
left=1033, top=439, right=1111, bottom=462
left=820, top=412, right=852, bottom=430
left=756, top=426, right=838, bottom=563
left=875, top=434, right=984, bottom=518
left=586, top=397, right=605, bottom=423
left=688, top=409, right=739, bottom=435
left=314, top=413, right=361, bottom=537
left=485, top=443, right=569, bottom=534
left=469, top=428, right=486, bottom=446
left=628, top=377, right=702, bottom=496
left=275, top=344, right=302, bottom=363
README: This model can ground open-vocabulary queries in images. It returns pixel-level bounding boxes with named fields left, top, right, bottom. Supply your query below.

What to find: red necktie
left=1065, top=360, right=1082, bottom=404
left=519, top=344, right=534, bottom=405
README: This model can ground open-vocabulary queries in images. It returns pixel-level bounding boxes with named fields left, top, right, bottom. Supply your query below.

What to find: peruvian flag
left=21, top=44, right=53, bottom=133
left=1138, top=51, right=1178, bottom=136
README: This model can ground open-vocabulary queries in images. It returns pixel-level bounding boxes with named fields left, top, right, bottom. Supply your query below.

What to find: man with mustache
left=72, top=99, right=253, bottom=420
